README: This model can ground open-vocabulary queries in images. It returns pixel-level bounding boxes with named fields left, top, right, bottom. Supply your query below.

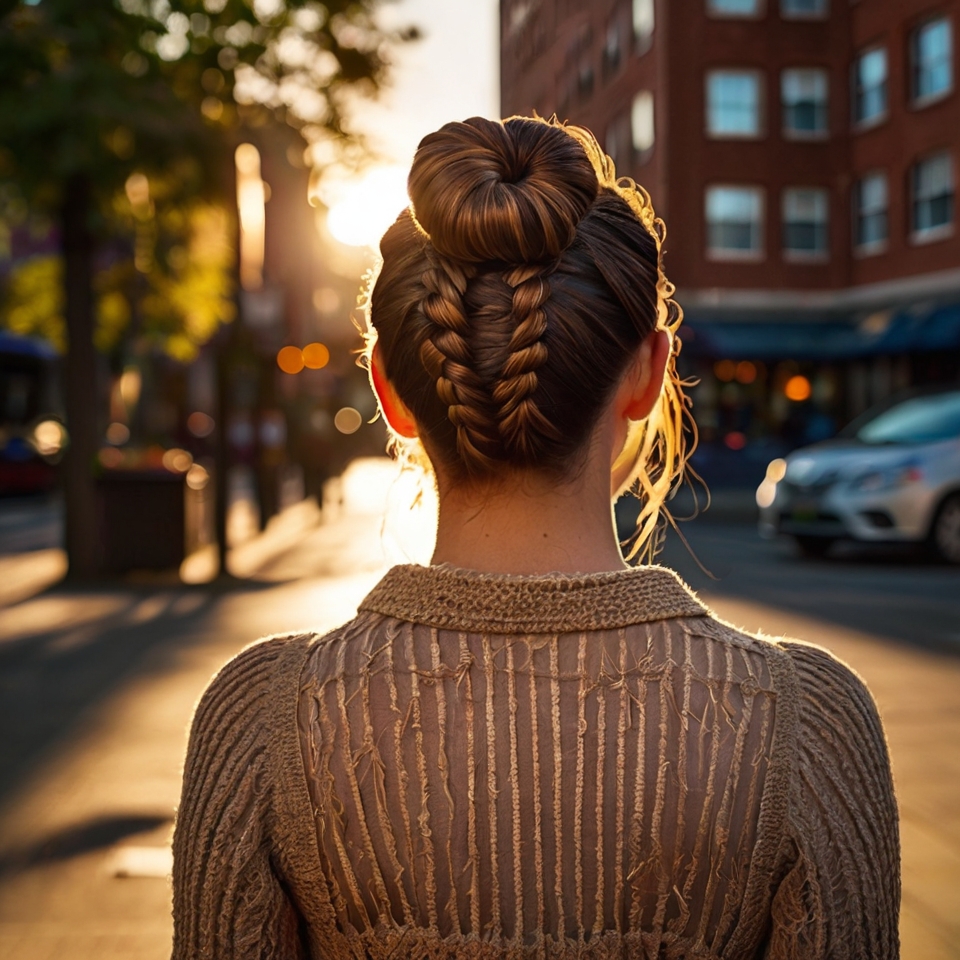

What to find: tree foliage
left=0, top=0, right=404, bottom=356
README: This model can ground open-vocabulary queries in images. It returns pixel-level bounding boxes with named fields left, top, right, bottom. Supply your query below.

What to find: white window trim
left=853, top=110, right=888, bottom=133
left=781, top=187, right=830, bottom=261
left=705, top=69, right=766, bottom=140
left=910, top=222, right=955, bottom=245
left=705, top=185, right=767, bottom=261
left=910, top=86, right=955, bottom=110
left=854, top=239, right=889, bottom=258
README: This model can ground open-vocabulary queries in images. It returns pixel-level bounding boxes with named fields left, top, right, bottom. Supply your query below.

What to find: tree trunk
left=60, top=174, right=100, bottom=578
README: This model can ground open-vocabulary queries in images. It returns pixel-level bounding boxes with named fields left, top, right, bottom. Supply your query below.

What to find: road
left=0, top=472, right=957, bottom=958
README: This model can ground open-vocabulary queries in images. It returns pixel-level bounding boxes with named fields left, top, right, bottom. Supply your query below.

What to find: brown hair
left=366, top=115, right=691, bottom=558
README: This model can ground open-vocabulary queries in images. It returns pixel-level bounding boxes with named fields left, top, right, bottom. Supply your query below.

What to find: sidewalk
left=0, top=461, right=956, bottom=958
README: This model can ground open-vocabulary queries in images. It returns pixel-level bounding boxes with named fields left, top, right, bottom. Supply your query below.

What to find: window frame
left=910, top=151, right=956, bottom=244
left=852, top=46, right=888, bottom=130
left=706, top=0, right=765, bottom=19
left=852, top=170, right=889, bottom=256
left=781, top=67, right=830, bottom=139
left=705, top=184, right=767, bottom=261
left=705, top=68, right=765, bottom=139
left=781, top=186, right=831, bottom=261
left=910, top=15, right=954, bottom=108
left=780, top=0, right=829, bottom=21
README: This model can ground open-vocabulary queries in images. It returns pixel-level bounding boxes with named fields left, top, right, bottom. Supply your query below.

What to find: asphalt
left=0, top=470, right=957, bottom=959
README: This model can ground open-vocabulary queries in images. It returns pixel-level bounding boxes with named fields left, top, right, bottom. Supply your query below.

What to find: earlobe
left=370, top=342, right=420, bottom=439
left=622, top=329, right=671, bottom=422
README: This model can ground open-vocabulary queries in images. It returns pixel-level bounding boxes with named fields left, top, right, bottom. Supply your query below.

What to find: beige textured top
left=172, top=564, right=900, bottom=959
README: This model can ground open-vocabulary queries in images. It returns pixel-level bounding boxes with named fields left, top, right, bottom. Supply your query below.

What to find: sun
left=326, top=166, right=411, bottom=249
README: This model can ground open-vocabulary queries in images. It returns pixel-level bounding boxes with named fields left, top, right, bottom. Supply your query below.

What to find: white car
left=757, top=388, right=960, bottom=562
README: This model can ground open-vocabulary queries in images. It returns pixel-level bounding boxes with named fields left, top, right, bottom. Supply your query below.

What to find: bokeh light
left=735, top=361, right=757, bottom=384
left=106, top=422, right=130, bottom=445
left=714, top=359, right=736, bottom=382
left=187, top=411, right=215, bottom=438
left=302, top=342, right=330, bottom=370
left=33, top=420, right=65, bottom=456
left=162, top=448, right=193, bottom=473
left=784, top=374, right=812, bottom=402
left=277, top=345, right=305, bottom=374
left=334, top=407, right=363, bottom=434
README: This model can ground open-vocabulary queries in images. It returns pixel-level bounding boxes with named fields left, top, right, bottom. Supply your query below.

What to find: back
left=295, top=565, right=785, bottom=956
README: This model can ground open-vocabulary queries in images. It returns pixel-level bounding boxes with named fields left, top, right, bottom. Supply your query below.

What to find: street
left=0, top=471, right=958, bottom=958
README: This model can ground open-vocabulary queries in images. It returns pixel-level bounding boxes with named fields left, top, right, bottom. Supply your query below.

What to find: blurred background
left=0, top=0, right=958, bottom=957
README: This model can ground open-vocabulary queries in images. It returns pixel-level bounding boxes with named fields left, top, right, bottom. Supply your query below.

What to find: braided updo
left=368, top=115, right=690, bottom=557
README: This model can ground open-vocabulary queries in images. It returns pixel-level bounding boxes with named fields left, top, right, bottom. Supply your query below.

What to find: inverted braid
left=492, top=265, right=563, bottom=459
left=417, top=252, right=502, bottom=471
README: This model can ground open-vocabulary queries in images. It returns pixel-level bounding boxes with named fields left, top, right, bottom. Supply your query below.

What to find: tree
left=0, top=0, right=403, bottom=576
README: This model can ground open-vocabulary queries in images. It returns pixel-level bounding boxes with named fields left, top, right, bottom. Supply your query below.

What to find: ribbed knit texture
left=172, top=564, right=899, bottom=959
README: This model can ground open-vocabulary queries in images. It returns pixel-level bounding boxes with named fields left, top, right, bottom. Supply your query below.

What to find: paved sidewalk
left=0, top=466, right=956, bottom=958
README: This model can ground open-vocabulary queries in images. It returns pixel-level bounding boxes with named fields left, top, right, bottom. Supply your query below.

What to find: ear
left=620, top=328, right=671, bottom=422
left=369, top=341, right=419, bottom=439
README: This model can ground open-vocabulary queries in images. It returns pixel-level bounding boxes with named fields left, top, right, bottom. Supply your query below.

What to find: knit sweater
left=172, top=563, right=900, bottom=959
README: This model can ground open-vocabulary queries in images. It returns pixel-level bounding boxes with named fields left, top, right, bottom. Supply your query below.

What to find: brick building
left=501, top=0, right=960, bottom=472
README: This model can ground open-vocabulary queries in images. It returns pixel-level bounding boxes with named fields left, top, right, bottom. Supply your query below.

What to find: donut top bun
left=408, top=116, right=599, bottom=265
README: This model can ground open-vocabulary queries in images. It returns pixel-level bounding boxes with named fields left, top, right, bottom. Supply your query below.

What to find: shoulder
left=778, top=639, right=887, bottom=745
left=187, top=632, right=318, bottom=764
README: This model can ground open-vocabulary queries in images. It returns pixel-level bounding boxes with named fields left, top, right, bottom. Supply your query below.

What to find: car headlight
left=756, top=458, right=787, bottom=508
left=850, top=461, right=923, bottom=493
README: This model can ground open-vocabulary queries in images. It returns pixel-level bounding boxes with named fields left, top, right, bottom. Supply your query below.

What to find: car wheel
left=931, top=493, right=960, bottom=564
left=794, top=535, right=836, bottom=559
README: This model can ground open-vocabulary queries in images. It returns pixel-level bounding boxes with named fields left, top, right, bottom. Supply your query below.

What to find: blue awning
left=681, top=302, right=960, bottom=361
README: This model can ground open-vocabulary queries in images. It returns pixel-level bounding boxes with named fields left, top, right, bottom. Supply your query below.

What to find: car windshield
left=855, top=391, right=960, bottom=444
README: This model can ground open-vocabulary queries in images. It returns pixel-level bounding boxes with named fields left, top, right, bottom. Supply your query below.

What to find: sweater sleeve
left=172, top=637, right=308, bottom=960
left=767, top=641, right=900, bottom=960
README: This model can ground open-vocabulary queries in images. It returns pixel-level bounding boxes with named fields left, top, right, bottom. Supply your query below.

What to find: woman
left=172, top=117, right=899, bottom=958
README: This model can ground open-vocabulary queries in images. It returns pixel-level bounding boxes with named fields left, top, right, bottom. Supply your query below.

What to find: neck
left=430, top=465, right=627, bottom=576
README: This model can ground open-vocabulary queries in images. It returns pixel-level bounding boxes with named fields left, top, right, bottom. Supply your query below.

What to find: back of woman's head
left=368, top=115, right=688, bottom=554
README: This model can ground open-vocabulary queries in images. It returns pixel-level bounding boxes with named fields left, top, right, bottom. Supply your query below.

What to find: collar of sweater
left=358, top=563, right=708, bottom=634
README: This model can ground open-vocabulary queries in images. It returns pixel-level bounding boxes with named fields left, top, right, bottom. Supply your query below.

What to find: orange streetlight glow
left=784, top=374, right=812, bottom=402
left=302, top=342, right=330, bottom=370
left=714, top=359, right=736, bottom=382
left=277, top=346, right=305, bottom=374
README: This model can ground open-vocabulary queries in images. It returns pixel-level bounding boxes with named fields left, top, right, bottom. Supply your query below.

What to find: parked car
left=757, top=387, right=960, bottom=562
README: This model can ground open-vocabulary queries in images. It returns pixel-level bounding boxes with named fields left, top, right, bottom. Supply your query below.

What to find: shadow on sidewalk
left=0, top=577, right=278, bottom=813
left=0, top=813, right=171, bottom=878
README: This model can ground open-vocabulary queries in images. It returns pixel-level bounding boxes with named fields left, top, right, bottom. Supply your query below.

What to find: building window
left=782, top=188, right=829, bottom=257
left=706, top=70, right=762, bottom=137
left=853, top=48, right=887, bottom=126
left=632, top=90, right=655, bottom=156
left=707, top=0, right=762, bottom=16
left=854, top=172, right=888, bottom=250
left=912, top=152, right=955, bottom=240
left=605, top=112, right=632, bottom=171
left=911, top=17, right=953, bottom=104
left=706, top=186, right=764, bottom=257
left=780, top=0, right=828, bottom=18
left=782, top=68, right=829, bottom=137
left=633, top=0, right=654, bottom=53
left=603, top=21, right=622, bottom=79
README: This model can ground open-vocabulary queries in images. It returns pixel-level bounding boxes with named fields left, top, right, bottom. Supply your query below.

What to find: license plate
left=791, top=499, right=818, bottom=522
